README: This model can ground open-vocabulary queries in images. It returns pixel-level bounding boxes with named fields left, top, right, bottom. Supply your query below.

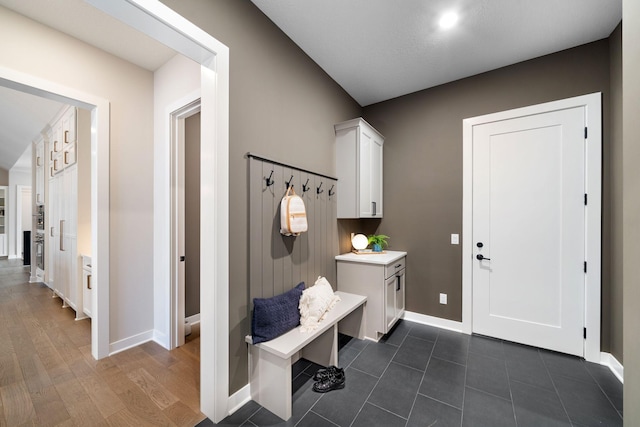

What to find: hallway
left=0, top=259, right=203, bottom=426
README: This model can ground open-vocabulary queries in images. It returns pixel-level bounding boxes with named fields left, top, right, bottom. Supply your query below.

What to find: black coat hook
left=285, top=175, right=294, bottom=189
left=265, top=170, right=274, bottom=187
left=328, top=184, right=335, bottom=197
left=317, top=182, right=324, bottom=194
left=302, top=178, right=310, bottom=193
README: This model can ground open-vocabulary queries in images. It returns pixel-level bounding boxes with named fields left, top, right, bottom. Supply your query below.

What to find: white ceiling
left=251, top=0, right=622, bottom=106
left=0, top=0, right=623, bottom=171
left=0, top=86, right=64, bottom=171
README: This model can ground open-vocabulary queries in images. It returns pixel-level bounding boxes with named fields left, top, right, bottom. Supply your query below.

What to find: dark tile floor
left=199, top=320, right=623, bottom=427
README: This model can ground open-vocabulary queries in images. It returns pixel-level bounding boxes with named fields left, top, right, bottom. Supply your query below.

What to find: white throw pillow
left=299, top=276, right=341, bottom=332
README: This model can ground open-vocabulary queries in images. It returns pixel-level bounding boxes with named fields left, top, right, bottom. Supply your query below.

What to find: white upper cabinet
left=335, top=118, right=384, bottom=218
left=34, top=136, right=45, bottom=205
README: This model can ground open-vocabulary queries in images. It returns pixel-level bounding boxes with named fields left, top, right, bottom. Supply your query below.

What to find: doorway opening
left=0, top=69, right=111, bottom=360
left=16, top=185, right=32, bottom=262
left=170, top=98, right=201, bottom=349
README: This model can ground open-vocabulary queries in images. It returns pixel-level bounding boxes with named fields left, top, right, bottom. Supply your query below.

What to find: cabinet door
left=358, top=129, right=383, bottom=218
left=83, top=269, right=92, bottom=317
left=62, top=108, right=76, bottom=145
left=385, top=275, right=397, bottom=332
left=48, top=175, right=59, bottom=291
left=370, top=135, right=383, bottom=217
left=395, top=270, right=405, bottom=317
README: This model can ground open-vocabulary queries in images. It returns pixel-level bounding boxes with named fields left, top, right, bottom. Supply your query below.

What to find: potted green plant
left=368, top=234, right=389, bottom=252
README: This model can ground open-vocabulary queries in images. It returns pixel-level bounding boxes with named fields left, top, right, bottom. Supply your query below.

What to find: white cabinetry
left=34, top=137, right=45, bottom=205
left=335, top=118, right=384, bottom=218
left=0, top=186, right=6, bottom=257
left=336, top=251, right=406, bottom=341
left=82, top=255, right=92, bottom=317
left=47, top=106, right=80, bottom=315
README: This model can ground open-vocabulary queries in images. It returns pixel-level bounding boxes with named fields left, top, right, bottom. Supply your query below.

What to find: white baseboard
left=186, top=313, right=201, bottom=325
left=600, top=352, right=624, bottom=383
left=153, top=329, right=170, bottom=350
left=403, top=310, right=464, bottom=333
left=228, top=384, right=251, bottom=416
left=109, top=330, right=154, bottom=355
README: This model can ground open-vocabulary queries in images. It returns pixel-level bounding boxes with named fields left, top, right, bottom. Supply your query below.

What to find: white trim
left=109, top=330, right=154, bottom=355
left=86, top=1, right=231, bottom=422
left=600, top=352, right=624, bottom=384
left=0, top=66, right=111, bottom=361
left=153, top=329, right=169, bottom=349
left=227, top=384, right=251, bottom=416
left=462, top=93, right=602, bottom=362
left=186, top=313, right=201, bottom=325
left=15, top=185, right=31, bottom=260
left=402, top=311, right=464, bottom=334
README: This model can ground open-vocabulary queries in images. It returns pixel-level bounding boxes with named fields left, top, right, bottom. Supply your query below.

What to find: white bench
left=245, top=291, right=367, bottom=421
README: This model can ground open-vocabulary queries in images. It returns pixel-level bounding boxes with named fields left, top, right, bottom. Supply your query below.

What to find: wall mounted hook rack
left=317, top=182, right=324, bottom=194
left=328, top=184, right=335, bottom=196
left=285, top=175, right=294, bottom=189
left=302, top=178, right=310, bottom=193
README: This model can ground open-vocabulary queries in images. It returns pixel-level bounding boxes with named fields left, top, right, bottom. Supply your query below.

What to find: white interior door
left=472, top=106, right=586, bottom=357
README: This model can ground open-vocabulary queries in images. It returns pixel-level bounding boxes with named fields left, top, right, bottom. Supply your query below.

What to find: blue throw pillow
left=251, top=282, right=305, bottom=344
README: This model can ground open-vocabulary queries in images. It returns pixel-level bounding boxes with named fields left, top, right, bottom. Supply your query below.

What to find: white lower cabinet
left=82, top=255, right=92, bottom=317
left=336, top=251, right=407, bottom=341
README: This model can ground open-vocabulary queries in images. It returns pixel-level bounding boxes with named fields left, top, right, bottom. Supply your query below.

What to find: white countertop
left=335, top=250, right=407, bottom=265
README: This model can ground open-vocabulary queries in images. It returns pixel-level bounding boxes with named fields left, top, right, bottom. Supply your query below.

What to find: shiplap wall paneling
left=299, top=171, right=314, bottom=287
left=248, top=156, right=338, bottom=307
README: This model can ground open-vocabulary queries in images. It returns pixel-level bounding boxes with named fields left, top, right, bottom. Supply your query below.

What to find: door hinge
left=584, top=127, right=588, bottom=139
left=584, top=261, right=587, bottom=273
left=584, top=327, right=587, bottom=339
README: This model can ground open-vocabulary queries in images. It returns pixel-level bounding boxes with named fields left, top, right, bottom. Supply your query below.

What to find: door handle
left=372, top=201, right=377, bottom=216
left=476, top=254, right=490, bottom=261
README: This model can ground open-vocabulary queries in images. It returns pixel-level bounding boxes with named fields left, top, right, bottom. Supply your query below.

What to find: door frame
left=16, top=185, right=32, bottom=260
left=170, top=97, right=201, bottom=349
left=0, top=66, right=111, bottom=361
left=461, top=93, right=602, bottom=362
left=86, top=1, right=231, bottom=421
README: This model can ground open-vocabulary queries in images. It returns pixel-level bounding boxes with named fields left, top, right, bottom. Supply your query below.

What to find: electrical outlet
left=451, top=234, right=459, bottom=245
left=439, top=293, right=447, bottom=304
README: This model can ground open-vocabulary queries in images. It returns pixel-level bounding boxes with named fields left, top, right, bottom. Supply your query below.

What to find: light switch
left=451, top=234, right=459, bottom=245
left=439, top=293, right=447, bottom=304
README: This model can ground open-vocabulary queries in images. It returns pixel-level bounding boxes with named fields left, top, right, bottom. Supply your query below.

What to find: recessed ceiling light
left=439, top=11, right=459, bottom=30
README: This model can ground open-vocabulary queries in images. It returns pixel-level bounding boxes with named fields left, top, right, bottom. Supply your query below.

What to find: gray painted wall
left=0, top=168, right=8, bottom=185
left=623, top=0, right=640, bottom=423
left=185, top=112, right=201, bottom=318
left=362, top=39, right=615, bottom=350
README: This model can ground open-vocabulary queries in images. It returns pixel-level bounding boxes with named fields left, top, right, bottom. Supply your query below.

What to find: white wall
left=0, top=6, right=156, bottom=346
left=8, top=168, right=31, bottom=258
left=153, top=54, right=201, bottom=347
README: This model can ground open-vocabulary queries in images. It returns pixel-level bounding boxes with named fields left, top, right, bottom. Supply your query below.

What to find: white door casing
left=85, top=0, right=231, bottom=421
left=472, top=107, right=585, bottom=356
left=0, top=66, right=111, bottom=361
left=462, top=93, right=602, bottom=363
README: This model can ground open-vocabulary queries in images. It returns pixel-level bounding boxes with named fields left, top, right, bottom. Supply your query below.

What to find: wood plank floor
left=0, top=259, right=205, bottom=426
